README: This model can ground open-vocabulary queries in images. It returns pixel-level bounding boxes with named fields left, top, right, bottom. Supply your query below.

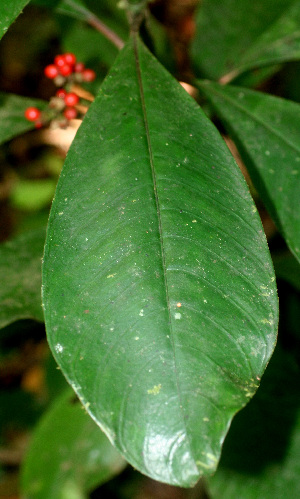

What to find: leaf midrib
left=132, top=36, right=171, bottom=318
left=132, top=35, right=194, bottom=463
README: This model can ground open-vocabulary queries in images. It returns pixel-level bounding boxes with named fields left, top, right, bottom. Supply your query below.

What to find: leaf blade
left=0, top=228, right=45, bottom=329
left=197, top=81, right=300, bottom=263
left=191, top=0, right=295, bottom=81
left=21, top=388, right=126, bottom=499
left=237, top=0, right=300, bottom=73
left=43, top=37, right=278, bottom=486
left=0, top=93, right=48, bottom=146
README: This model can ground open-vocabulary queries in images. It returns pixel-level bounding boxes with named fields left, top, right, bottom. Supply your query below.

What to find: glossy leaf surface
left=197, top=81, right=300, bottom=263
left=0, top=93, right=48, bottom=146
left=206, top=347, right=300, bottom=498
left=43, top=37, right=278, bottom=486
left=21, top=388, right=126, bottom=499
left=0, top=228, right=45, bottom=329
left=0, top=0, right=29, bottom=40
left=192, top=0, right=295, bottom=80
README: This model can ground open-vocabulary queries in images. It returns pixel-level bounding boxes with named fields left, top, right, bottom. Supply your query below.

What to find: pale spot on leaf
left=147, top=384, right=162, bottom=395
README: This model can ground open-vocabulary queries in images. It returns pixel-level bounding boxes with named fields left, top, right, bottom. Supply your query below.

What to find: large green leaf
left=192, top=0, right=294, bottom=81
left=0, top=228, right=45, bottom=329
left=42, top=36, right=278, bottom=487
left=197, top=81, right=300, bottom=263
left=21, top=388, right=126, bottom=499
left=0, top=93, right=48, bottom=146
left=206, top=347, right=300, bottom=498
left=0, top=0, right=29, bottom=40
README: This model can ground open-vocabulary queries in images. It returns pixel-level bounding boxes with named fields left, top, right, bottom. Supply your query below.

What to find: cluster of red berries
left=24, top=52, right=96, bottom=128
left=44, top=52, right=96, bottom=84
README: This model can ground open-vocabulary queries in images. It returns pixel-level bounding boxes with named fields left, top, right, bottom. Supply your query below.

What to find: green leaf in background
left=42, top=36, right=278, bottom=487
left=0, top=228, right=45, bottom=329
left=57, top=0, right=127, bottom=42
left=0, top=0, right=30, bottom=40
left=21, top=388, right=126, bottom=499
left=192, top=0, right=294, bottom=81
left=10, top=178, right=57, bottom=211
left=206, top=347, right=300, bottom=498
left=197, top=81, right=300, bottom=263
left=230, top=0, right=300, bottom=80
left=0, top=93, right=48, bottom=146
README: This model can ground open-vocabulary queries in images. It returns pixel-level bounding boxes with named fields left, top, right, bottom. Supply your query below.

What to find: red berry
left=35, top=121, right=43, bottom=129
left=44, top=64, right=59, bottom=79
left=64, top=92, right=79, bottom=106
left=82, top=68, right=96, bottom=82
left=64, top=52, right=76, bottom=65
left=56, top=88, right=67, bottom=99
left=24, top=107, right=41, bottom=121
left=59, top=64, right=73, bottom=76
left=74, top=62, right=85, bottom=73
left=54, top=54, right=66, bottom=68
left=64, top=107, right=77, bottom=120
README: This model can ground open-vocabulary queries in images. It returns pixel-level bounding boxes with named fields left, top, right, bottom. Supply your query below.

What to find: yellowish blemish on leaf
left=107, top=274, right=117, bottom=278
left=206, top=453, right=217, bottom=463
left=260, top=318, right=274, bottom=325
left=147, top=384, right=162, bottom=395
left=196, top=457, right=216, bottom=470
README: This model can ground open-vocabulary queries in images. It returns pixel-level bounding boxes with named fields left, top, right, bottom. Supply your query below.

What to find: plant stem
left=61, top=0, right=124, bottom=50
left=87, top=15, right=125, bottom=50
